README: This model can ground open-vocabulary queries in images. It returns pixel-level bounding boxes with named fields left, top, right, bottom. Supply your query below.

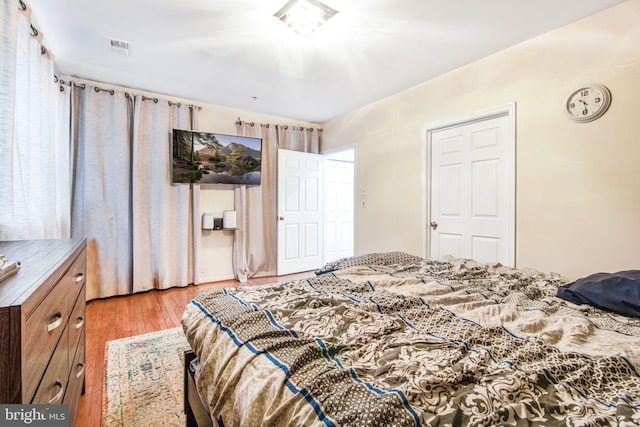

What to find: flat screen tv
left=172, top=129, right=262, bottom=185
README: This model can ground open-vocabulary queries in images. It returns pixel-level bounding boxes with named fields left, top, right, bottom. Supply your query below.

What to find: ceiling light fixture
left=274, top=0, right=338, bottom=37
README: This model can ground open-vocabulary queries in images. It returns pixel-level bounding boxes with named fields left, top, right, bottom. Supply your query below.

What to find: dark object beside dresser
left=0, top=238, right=86, bottom=426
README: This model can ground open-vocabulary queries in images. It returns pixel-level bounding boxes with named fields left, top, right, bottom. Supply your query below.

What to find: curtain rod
left=235, top=117, right=321, bottom=132
left=57, top=78, right=203, bottom=110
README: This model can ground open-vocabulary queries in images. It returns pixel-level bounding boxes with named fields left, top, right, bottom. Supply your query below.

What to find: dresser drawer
left=69, top=284, right=86, bottom=358
left=66, top=249, right=86, bottom=300
left=31, top=326, right=70, bottom=404
left=65, top=328, right=85, bottom=427
left=23, top=278, right=70, bottom=401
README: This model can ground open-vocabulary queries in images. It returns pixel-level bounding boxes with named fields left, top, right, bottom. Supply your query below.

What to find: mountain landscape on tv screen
left=172, top=130, right=262, bottom=185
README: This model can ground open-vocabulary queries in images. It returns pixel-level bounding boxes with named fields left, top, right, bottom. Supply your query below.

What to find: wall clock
left=565, top=84, right=611, bottom=123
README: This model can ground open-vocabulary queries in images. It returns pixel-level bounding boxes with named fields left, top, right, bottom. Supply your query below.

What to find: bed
left=181, top=252, right=640, bottom=426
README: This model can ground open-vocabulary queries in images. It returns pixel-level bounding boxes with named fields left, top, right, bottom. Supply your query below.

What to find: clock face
left=565, top=84, right=611, bottom=122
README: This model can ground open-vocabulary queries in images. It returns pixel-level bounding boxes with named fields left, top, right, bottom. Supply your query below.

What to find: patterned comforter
left=182, top=252, right=640, bottom=426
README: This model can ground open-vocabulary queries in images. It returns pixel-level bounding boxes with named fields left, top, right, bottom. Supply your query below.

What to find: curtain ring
left=94, top=87, right=115, bottom=95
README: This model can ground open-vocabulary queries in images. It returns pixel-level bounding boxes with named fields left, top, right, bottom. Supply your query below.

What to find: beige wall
left=70, top=77, right=317, bottom=283
left=321, top=1, right=640, bottom=279
left=195, top=106, right=317, bottom=282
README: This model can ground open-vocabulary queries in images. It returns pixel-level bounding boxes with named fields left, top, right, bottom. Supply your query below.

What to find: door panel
left=439, top=233, right=462, bottom=258
left=285, top=176, right=299, bottom=211
left=305, top=177, right=319, bottom=211
left=304, top=223, right=319, bottom=256
left=472, top=236, right=500, bottom=264
left=284, top=223, right=299, bottom=259
left=439, top=164, right=462, bottom=216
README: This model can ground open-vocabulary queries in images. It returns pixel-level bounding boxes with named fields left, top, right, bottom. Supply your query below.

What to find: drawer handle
left=74, top=273, right=84, bottom=283
left=47, top=313, right=63, bottom=332
left=49, top=381, right=64, bottom=404
left=75, top=363, right=85, bottom=379
left=75, top=316, right=85, bottom=330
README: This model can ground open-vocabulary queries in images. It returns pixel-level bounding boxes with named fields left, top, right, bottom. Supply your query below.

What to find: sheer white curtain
left=0, top=4, right=71, bottom=240
left=71, top=85, right=133, bottom=300
left=233, top=122, right=279, bottom=281
left=0, top=3, right=19, bottom=232
left=131, top=96, right=200, bottom=292
left=232, top=121, right=319, bottom=281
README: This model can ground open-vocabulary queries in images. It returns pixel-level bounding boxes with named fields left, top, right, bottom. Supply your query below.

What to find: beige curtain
left=233, top=121, right=320, bottom=281
left=0, top=3, right=71, bottom=240
left=71, top=85, right=133, bottom=299
left=72, top=87, right=202, bottom=299
left=277, top=125, right=320, bottom=153
left=233, top=122, right=279, bottom=281
left=131, top=96, right=200, bottom=292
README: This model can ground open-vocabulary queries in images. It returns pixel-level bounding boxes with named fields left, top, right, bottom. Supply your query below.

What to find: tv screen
left=172, top=129, right=262, bottom=185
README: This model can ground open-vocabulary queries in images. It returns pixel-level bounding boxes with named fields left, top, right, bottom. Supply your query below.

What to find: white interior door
left=428, top=109, right=514, bottom=265
left=324, top=150, right=354, bottom=263
left=277, top=149, right=324, bottom=275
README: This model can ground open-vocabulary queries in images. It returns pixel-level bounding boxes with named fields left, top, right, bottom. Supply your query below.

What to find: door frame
left=323, top=146, right=355, bottom=264
left=421, top=103, right=516, bottom=265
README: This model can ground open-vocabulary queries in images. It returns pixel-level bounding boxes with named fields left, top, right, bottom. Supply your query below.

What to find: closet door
left=429, top=112, right=513, bottom=265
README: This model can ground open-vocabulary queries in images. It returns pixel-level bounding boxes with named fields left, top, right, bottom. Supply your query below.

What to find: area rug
left=102, top=327, right=191, bottom=427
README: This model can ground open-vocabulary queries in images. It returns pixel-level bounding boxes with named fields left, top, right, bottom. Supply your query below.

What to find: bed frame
left=184, top=350, right=213, bottom=427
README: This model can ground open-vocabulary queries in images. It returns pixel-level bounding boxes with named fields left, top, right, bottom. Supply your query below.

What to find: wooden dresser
left=0, top=238, right=86, bottom=426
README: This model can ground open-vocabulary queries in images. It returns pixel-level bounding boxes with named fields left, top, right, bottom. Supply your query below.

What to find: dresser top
left=0, top=239, right=86, bottom=311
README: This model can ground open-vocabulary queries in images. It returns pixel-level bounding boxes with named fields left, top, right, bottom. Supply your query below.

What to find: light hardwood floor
left=75, top=272, right=314, bottom=427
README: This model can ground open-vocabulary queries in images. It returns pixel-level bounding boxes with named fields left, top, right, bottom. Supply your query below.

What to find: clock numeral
left=594, top=97, right=601, bottom=104
left=581, top=90, right=589, bottom=97
left=570, top=102, right=576, bottom=109
left=582, top=110, right=589, bottom=116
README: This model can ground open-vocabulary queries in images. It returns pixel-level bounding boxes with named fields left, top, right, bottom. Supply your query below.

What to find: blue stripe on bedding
left=191, top=299, right=337, bottom=427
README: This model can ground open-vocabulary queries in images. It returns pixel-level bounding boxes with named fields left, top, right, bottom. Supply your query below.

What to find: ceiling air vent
left=108, top=38, right=132, bottom=55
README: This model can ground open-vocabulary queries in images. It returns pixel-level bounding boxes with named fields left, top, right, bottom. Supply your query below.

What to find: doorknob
left=430, top=221, right=438, bottom=229
left=278, top=216, right=285, bottom=221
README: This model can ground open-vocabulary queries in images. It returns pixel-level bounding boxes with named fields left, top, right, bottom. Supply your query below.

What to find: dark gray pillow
left=557, top=270, right=640, bottom=318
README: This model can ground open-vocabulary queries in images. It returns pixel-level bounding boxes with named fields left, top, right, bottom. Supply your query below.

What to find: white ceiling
left=28, top=0, right=624, bottom=123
